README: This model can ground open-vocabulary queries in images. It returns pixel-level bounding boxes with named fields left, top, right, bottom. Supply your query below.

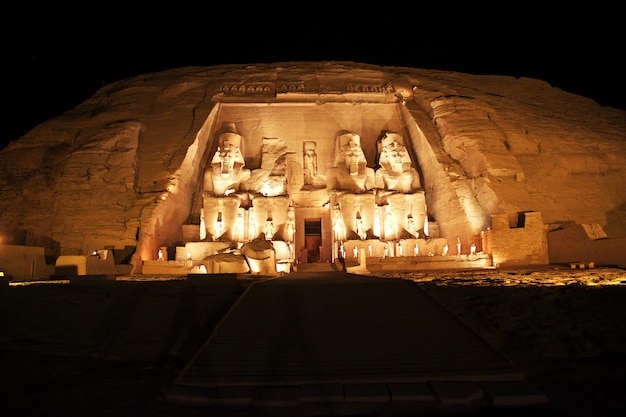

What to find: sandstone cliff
left=1, top=62, right=624, bottom=270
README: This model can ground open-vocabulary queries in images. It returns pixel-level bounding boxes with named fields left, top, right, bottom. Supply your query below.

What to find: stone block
left=343, top=383, right=390, bottom=402
left=430, top=381, right=484, bottom=407
left=388, top=383, right=436, bottom=402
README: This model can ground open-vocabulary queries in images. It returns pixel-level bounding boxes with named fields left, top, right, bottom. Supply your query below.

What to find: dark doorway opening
left=304, top=218, right=322, bottom=263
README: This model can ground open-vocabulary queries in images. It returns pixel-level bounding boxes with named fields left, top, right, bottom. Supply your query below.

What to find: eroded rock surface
left=1, top=62, right=624, bottom=270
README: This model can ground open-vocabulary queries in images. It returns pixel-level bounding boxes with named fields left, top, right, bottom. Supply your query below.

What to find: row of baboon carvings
left=219, top=83, right=398, bottom=94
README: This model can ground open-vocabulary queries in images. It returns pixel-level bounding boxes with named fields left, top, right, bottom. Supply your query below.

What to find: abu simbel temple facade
left=1, top=62, right=625, bottom=280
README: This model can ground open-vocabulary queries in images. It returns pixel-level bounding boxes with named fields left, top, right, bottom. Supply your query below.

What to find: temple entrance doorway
left=304, top=219, right=322, bottom=263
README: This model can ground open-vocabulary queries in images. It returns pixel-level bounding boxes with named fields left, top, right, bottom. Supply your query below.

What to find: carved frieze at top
left=218, top=82, right=399, bottom=97
left=220, top=84, right=275, bottom=95
left=276, top=84, right=306, bottom=93
left=345, top=84, right=397, bottom=94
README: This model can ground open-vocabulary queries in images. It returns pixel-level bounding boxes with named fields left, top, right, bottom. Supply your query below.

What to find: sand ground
left=0, top=267, right=625, bottom=417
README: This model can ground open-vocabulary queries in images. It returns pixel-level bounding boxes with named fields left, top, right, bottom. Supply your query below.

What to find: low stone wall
left=490, top=212, right=549, bottom=268
left=346, top=253, right=493, bottom=273
left=142, top=260, right=190, bottom=275
left=548, top=225, right=626, bottom=268
left=0, top=245, right=55, bottom=280
left=56, top=251, right=118, bottom=277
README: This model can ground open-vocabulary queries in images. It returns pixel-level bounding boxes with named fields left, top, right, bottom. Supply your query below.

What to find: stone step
left=294, top=262, right=338, bottom=272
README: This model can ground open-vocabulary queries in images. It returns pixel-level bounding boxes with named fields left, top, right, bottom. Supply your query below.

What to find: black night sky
left=2, top=4, right=624, bottom=150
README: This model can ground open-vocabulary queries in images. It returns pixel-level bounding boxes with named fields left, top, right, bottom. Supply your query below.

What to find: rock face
left=1, top=62, right=624, bottom=273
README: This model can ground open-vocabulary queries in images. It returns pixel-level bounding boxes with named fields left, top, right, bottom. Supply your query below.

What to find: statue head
left=379, top=132, right=411, bottom=174
left=337, top=132, right=366, bottom=175
left=220, top=131, right=241, bottom=152
left=213, top=131, right=245, bottom=177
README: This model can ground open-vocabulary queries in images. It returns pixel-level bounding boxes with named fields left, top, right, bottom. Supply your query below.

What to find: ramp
left=167, top=271, right=548, bottom=415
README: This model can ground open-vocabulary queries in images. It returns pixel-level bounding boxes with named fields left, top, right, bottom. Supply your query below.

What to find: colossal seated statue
left=374, top=131, right=421, bottom=194
left=372, top=131, right=427, bottom=239
left=203, top=126, right=251, bottom=196
left=326, top=132, right=375, bottom=193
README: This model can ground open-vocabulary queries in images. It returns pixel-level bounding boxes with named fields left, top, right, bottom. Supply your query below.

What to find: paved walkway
left=166, top=267, right=549, bottom=415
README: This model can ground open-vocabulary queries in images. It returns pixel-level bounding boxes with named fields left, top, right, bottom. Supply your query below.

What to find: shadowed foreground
left=0, top=267, right=625, bottom=416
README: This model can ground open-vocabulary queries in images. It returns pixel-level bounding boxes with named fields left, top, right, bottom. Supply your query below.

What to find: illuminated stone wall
left=490, top=212, right=549, bottom=267
left=547, top=225, right=626, bottom=268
